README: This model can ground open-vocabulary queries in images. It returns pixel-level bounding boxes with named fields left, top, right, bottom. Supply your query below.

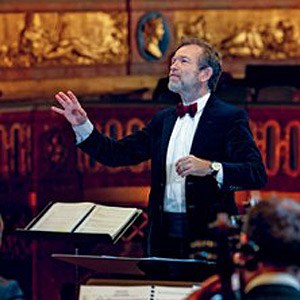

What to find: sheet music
left=75, top=205, right=138, bottom=238
left=79, top=285, right=152, bottom=300
left=79, top=285, right=197, bottom=300
left=27, top=202, right=140, bottom=240
left=154, top=286, right=196, bottom=300
left=30, top=202, right=94, bottom=232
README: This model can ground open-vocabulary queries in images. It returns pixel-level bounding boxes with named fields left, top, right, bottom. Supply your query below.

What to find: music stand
left=52, top=254, right=216, bottom=282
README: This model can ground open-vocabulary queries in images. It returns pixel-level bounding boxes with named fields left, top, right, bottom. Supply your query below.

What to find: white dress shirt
left=72, top=96, right=223, bottom=213
left=73, top=119, right=94, bottom=144
left=164, top=93, right=223, bottom=213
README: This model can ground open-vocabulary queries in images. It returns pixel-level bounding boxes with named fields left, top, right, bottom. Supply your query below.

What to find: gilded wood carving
left=175, top=9, right=300, bottom=60
left=0, top=12, right=128, bottom=67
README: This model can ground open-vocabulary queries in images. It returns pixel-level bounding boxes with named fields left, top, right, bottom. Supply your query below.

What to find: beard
left=168, top=70, right=200, bottom=94
left=168, top=79, right=182, bottom=93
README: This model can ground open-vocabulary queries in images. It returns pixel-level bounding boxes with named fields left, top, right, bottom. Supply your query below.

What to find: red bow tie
left=175, top=102, right=198, bottom=118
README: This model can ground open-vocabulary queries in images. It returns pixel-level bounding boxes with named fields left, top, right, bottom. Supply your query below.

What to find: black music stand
left=52, top=254, right=216, bottom=282
left=15, top=202, right=143, bottom=300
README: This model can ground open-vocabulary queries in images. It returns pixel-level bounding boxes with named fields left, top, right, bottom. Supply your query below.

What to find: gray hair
left=175, top=37, right=222, bottom=91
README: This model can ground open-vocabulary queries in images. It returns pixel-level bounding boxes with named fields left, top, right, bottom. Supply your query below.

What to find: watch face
left=212, top=162, right=221, bottom=171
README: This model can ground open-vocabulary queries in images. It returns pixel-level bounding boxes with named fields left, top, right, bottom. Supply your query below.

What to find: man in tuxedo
left=52, top=37, right=267, bottom=258
left=239, top=198, right=300, bottom=299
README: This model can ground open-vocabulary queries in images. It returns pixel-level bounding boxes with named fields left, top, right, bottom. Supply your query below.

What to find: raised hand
left=51, top=90, right=88, bottom=126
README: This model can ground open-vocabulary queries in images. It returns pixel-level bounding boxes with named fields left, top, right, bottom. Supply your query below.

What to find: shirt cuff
left=72, top=119, right=93, bottom=144
left=215, top=164, right=224, bottom=188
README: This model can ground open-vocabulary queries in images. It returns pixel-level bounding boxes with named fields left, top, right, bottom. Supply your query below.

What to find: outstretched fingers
left=51, top=105, right=65, bottom=115
left=58, top=91, right=73, bottom=104
left=54, top=93, right=68, bottom=109
left=52, top=90, right=88, bottom=125
left=67, top=90, right=81, bottom=106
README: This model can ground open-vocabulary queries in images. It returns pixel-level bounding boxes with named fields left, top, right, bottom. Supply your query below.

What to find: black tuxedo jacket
left=79, top=95, right=267, bottom=256
left=245, top=284, right=300, bottom=300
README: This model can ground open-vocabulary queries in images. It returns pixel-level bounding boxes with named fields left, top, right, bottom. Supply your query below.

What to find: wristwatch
left=210, top=161, right=222, bottom=176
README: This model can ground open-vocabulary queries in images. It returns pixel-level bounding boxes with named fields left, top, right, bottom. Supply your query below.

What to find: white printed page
left=30, top=202, right=94, bottom=232
left=79, top=285, right=152, bottom=300
left=75, top=205, right=138, bottom=238
left=154, top=286, right=196, bottom=300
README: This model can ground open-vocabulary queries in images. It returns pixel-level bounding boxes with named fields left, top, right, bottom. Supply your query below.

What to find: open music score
left=24, top=201, right=142, bottom=243
left=79, top=284, right=199, bottom=300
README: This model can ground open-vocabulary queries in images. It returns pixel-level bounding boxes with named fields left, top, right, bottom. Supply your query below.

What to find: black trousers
left=145, top=213, right=216, bottom=281
left=159, top=212, right=190, bottom=259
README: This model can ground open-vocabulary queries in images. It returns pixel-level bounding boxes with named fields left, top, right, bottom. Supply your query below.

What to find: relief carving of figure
left=220, top=19, right=299, bottom=59
left=143, top=16, right=165, bottom=59
left=220, top=22, right=264, bottom=58
left=19, top=13, right=57, bottom=64
left=17, top=12, right=127, bottom=66
left=176, top=16, right=211, bottom=43
left=261, top=19, right=299, bottom=59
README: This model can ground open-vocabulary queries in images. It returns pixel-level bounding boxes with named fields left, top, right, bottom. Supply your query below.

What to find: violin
left=187, top=213, right=242, bottom=300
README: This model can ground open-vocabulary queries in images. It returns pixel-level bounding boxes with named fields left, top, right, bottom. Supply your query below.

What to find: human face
left=155, top=20, right=165, bottom=40
left=168, top=44, right=204, bottom=101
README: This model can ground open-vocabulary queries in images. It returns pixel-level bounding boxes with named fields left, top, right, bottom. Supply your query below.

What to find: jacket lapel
left=159, top=95, right=218, bottom=162
left=190, top=95, right=217, bottom=154
left=161, top=109, right=177, bottom=167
